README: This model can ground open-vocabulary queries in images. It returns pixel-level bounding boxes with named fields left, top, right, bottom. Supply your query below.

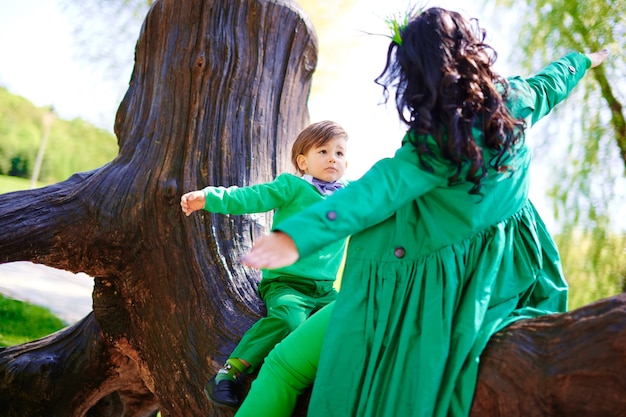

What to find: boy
left=180, top=120, right=349, bottom=408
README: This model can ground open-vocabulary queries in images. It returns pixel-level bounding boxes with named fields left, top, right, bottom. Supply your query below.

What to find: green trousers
left=231, top=278, right=336, bottom=370
left=235, top=302, right=333, bottom=417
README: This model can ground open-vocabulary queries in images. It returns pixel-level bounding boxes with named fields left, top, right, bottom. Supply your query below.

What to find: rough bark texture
left=471, top=293, right=626, bottom=417
left=0, top=313, right=158, bottom=416
left=1, top=0, right=625, bottom=416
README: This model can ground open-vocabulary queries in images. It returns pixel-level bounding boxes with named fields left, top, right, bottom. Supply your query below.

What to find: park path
left=0, top=261, right=93, bottom=324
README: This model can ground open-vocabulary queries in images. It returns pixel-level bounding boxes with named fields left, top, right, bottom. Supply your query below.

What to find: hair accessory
left=385, top=13, right=410, bottom=46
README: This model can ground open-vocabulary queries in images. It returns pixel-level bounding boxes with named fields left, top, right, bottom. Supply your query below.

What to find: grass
left=0, top=294, right=66, bottom=347
left=0, top=176, right=66, bottom=347
left=0, top=174, right=47, bottom=194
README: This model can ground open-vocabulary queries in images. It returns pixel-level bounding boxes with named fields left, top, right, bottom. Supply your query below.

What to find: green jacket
left=203, top=173, right=347, bottom=282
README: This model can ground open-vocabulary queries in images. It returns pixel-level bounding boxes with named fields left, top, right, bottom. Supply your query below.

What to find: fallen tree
left=0, top=0, right=624, bottom=416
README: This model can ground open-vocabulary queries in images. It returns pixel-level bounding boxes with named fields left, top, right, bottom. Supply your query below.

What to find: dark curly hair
left=376, top=7, right=526, bottom=194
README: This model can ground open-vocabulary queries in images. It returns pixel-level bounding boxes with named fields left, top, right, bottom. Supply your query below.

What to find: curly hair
left=376, top=7, right=526, bottom=194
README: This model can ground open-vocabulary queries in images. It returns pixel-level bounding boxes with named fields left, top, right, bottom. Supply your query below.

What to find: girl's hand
left=587, top=49, right=609, bottom=68
left=241, top=232, right=299, bottom=269
left=180, top=190, right=206, bottom=216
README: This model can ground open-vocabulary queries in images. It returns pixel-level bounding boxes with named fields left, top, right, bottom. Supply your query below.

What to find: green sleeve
left=508, top=52, right=591, bottom=126
left=276, top=144, right=447, bottom=257
left=202, top=173, right=294, bottom=214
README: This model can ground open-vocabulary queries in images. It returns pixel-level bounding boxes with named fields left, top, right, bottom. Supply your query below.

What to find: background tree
left=0, top=87, right=118, bottom=184
left=492, top=0, right=626, bottom=307
left=493, top=0, right=625, bottom=168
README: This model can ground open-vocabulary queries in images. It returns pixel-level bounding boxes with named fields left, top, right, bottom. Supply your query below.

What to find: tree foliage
left=0, top=87, right=118, bottom=184
left=556, top=228, right=626, bottom=310
left=492, top=0, right=626, bottom=307
left=493, top=0, right=625, bottom=226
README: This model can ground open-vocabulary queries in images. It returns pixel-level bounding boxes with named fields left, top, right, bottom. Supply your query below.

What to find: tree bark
left=471, top=293, right=626, bottom=417
left=1, top=0, right=625, bottom=416
left=0, top=0, right=316, bottom=415
left=0, top=313, right=158, bottom=416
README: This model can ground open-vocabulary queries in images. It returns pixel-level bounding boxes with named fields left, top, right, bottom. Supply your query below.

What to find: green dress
left=273, top=53, right=591, bottom=417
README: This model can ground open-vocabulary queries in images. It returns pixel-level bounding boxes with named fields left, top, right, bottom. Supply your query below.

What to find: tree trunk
left=0, top=0, right=316, bottom=415
left=1, top=0, right=625, bottom=416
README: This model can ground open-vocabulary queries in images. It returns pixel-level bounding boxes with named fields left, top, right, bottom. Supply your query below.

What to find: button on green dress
left=274, top=53, right=591, bottom=417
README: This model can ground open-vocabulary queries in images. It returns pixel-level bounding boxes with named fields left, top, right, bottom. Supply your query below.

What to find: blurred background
left=0, top=0, right=624, bottom=340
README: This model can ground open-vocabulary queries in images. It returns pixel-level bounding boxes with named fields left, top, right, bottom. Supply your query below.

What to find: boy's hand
left=180, top=190, right=206, bottom=216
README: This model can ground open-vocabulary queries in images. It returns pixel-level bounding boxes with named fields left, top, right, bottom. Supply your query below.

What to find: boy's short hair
left=291, top=120, right=348, bottom=175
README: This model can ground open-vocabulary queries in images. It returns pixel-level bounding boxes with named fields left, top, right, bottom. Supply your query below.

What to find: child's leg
left=235, top=302, right=334, bottom=417
left=231, top=282, right=317, bottom=369
left=206, top=282, right=317, bottom=408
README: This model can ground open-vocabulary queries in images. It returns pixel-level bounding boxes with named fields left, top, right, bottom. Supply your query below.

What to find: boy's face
left=296, top=136, right=347, bottom=182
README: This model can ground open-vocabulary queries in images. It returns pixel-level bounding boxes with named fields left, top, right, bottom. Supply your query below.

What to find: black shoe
left=204, top=376, right=240, bottom=409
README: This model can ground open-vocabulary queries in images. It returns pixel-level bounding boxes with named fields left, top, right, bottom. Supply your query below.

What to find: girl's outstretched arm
left=241, top=231, right=299, bottom=269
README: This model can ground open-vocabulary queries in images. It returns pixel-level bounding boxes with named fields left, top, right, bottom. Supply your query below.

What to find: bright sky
left=0, top=0, right=121, bottom=130
left=0, top=0, right=570, bottom=231
left=0, top=0, right=501, bottom=175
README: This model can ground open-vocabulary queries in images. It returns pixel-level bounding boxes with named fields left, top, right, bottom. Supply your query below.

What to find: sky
left=0, top=0, right=122, bottom=130
left=0, top=0, right=569, bottom=230
left=0, top=0, right=504, bottom=175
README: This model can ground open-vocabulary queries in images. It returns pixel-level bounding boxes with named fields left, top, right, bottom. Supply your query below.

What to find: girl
left=238, top=7, right=608, bottom=417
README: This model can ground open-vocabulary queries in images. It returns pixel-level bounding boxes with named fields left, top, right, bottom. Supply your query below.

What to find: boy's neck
left=301, top=174, right=343, bottom=195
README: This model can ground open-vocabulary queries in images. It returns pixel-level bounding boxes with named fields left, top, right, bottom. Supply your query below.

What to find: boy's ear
left=296, top=154, right=307, bottom=171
